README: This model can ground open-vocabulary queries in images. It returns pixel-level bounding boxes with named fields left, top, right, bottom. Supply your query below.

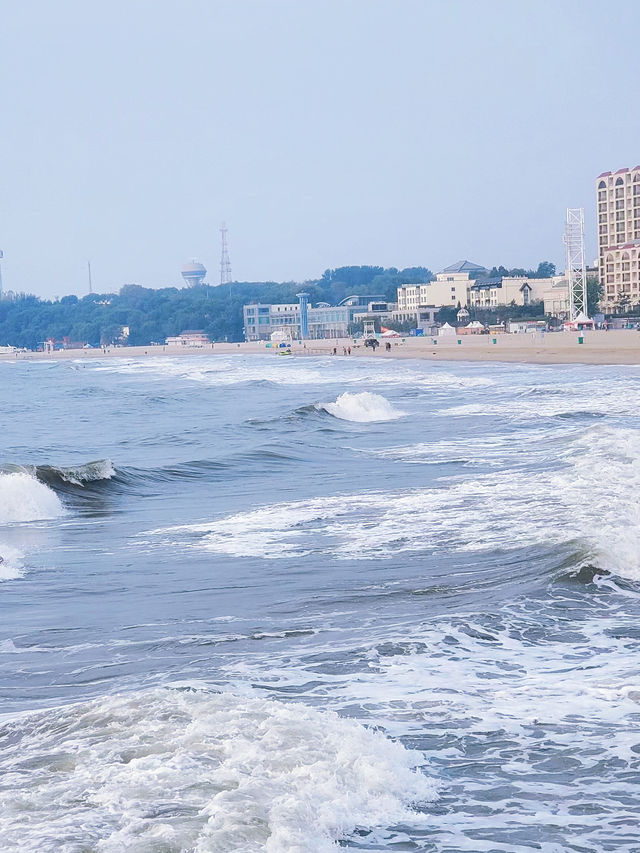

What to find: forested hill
left=0, top=265, right=433, bottom=348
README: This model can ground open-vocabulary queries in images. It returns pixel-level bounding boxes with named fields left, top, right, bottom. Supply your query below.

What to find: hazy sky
left=1, top=0, right=639, bottom=298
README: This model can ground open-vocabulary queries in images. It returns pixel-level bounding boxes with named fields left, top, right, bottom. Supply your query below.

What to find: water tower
left=181, top=259, right=207, bottom=288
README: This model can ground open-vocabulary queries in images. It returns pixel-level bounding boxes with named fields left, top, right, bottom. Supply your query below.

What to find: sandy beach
left=3, top=329, right=640, bottom=365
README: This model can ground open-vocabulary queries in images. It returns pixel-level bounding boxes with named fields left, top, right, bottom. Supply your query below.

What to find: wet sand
left=2, top=330, right=640, bottom=365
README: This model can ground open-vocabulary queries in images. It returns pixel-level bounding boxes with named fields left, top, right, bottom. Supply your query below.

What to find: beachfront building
left=397, top=260, right=487, bottom=311
left=397, top=261, right=570, bottom=318
left=352, top=303, right=438, bottom=336
left=542, top=279, right=571, bottom=317
left=243, top=295, right=387, bottom=341
left=469, top=276, right=559, bottom=310
left=596, top=166, right=640, bottom=311
left=165, top=330, right=210, bottom=347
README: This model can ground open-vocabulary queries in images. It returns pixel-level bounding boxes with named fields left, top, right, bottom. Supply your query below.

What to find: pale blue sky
left=1, top=0, right=639, bottom=297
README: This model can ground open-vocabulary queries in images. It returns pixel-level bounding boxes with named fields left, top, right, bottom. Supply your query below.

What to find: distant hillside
left=0, top=265, right=433, bottom=348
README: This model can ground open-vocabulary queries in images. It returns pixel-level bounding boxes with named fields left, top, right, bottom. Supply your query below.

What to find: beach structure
left=564, top=208, right=588, bottom=320
left=219, top=223, right=232, bottom=287
left=243, top=294, right=386, bottom=341
left=458, top=320, right=485, bottom=334
left=296, top=292, right=310, bottom=339
left=165, top=330, right=210, bottom=347
left=181, top=260, right=207, bottom=288
left=596, top=166, right=640, bottom=311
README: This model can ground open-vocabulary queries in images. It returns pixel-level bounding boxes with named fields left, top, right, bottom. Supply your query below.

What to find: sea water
left=1, top=354, right=640, bottom=852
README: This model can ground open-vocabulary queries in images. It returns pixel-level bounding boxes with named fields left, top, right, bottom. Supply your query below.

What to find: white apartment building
left=469, top=276, right=564, bottom=310
left=597, top=166, right=640, bottom=310
left=397, top=261, right=487, bottom=310
left=398, top=260, right=569, bottom=317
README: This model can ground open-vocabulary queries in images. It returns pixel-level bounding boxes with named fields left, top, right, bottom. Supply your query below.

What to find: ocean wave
left=319, top=391, right=406, bottom=422
left=145, top=425, right=640, bottom=581
left=87, top=354, right=496, bottom=392
left=0, top=687, right=434, bottom=852
left=0, top=472, right=64, bottom=524
left=35, top=459, right=116, bottom=488
left=444, top=377, right=640, bottom=421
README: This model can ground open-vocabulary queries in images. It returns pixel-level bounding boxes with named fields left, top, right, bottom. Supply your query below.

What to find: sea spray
left=0, top=543, right=25, bottom=581
left=320, top=391, right=405, bottom=422
left=0, top=472, right=64, bottom=523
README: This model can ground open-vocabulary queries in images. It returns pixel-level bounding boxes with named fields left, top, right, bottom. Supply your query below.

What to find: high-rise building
left=596, top=166, right=640, bottom=311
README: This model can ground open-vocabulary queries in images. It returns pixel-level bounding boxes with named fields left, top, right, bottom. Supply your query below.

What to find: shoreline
left=2, top=330, right=640, bottom=366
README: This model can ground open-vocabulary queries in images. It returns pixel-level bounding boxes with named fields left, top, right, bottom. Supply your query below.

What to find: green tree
left=586, top=275, right=603, bottom=316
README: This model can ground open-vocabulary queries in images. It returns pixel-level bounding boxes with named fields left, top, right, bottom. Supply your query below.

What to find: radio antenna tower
left=219, top=222, right=232, bottom=287
left=563, top=208, right=588, bottom=319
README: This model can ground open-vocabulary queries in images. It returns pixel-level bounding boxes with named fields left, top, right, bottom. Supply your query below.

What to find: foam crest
left=320, top=391, right=405, bottom=422
left=0, top=688, right=434, bottom=852
left=39, top=458, right=116, bottom=486
left=147, top=425, right=640, bottom=579
left=0, top=472, right=64, bottom=523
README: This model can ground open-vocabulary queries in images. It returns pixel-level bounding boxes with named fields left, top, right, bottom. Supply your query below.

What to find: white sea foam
left=0, top=543, right=25, bottom=581
left=320, top=391, right=405, bottom=422
left=444, top=376, right=640, bottom=421
left=0, top=687, right=434, bottom=852
left=147, top=424, right=640, bottom=580
left=89, top=355, right=494, bottom=391
left=0, top=472, right=64, bottom=523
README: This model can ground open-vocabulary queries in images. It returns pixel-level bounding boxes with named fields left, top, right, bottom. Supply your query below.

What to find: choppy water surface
left=2, top=353, right=640, bottom=852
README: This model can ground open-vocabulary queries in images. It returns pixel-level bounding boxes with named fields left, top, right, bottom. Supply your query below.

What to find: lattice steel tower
left=219, top=223, right=232, bottom=286
left=563, top=208, right=588, bottom=319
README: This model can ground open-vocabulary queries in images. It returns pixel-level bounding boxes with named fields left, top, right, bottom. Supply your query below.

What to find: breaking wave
left=0, top=472, right=64, bottom=524
left=146, top=425, right=640, bottom=581
left=35, top=459, right=116, bottom=487
left=0, top=687, right=434, bottom=852
left=319, top=391, right=405, bottom=422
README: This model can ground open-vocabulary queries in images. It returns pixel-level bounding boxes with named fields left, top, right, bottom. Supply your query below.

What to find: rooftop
left=441, top=260, right=488, bottom=274
left=470, top=277, right=502, bottom=290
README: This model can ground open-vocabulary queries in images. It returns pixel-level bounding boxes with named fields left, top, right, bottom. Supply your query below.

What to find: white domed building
left=181, top=260, right=207, bottom=288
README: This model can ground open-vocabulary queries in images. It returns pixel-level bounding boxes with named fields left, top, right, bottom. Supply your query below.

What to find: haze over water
left=2, top=354, right=640, bottom=851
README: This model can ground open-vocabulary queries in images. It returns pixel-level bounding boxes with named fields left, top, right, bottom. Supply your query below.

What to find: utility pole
left=563, top=208, right=588, bottom=319
left=87, top=260, right=93, bottom=294
left=220, top=222, right=232, bottom=291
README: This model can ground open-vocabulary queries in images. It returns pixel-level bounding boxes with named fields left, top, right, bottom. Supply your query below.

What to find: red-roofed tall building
left=596, top=166, right=640, bottom=310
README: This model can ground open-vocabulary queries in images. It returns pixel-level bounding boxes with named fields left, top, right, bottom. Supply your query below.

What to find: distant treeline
left=0, top=265, right=433, bottom=348
left=0, top=262, right=561, bottom=348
